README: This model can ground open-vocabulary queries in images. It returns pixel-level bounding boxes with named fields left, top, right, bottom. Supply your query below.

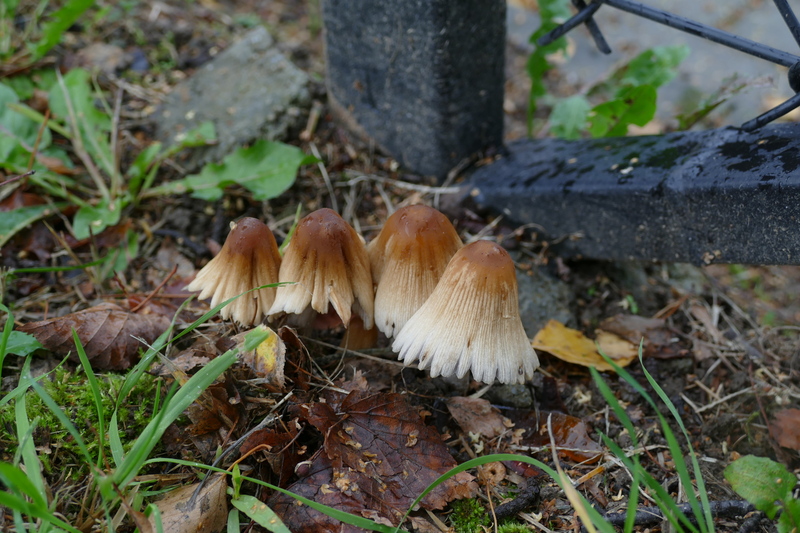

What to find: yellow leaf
left=531, top=320, right=637, bottom=371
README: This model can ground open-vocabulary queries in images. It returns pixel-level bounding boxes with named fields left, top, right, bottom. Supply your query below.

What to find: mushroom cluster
left=186, top=206, right=538, bottom=384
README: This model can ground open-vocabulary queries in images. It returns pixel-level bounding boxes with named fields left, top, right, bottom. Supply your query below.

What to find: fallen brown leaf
left=446, top=396, right=510, bottom=439
left=271, top=391, right=477, bottom=529
left=600, top=314, right=682, bottom=359
left=148, top=473, right=228, bottom=533
left=19, top=303, right=171, bottom=370
left=769, top=408, right=800, bottom=451
left=531, top=319, right=637, bottom=371
left=506, top=409, right=602, bottom=464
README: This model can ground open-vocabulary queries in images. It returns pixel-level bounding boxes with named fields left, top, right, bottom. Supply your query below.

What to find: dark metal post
left=321, top=0, right=506, bottom=178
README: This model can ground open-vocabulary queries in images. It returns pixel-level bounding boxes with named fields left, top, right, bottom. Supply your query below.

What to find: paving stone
left=155, top=26, right=310, bottom=172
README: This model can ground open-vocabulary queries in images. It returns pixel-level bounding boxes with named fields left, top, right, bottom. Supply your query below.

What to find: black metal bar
left=741, top=92, right=800, bottom=131
left=537, top=1, right=602, bottom=47
left=573, top=0, right=612, bottom=54
left=598, top=0, right=800, bottom=67
left=772, top=0, right=800, bottom=50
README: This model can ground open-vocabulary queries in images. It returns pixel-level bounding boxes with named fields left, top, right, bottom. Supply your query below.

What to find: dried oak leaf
left=272, top=391, right=477, bottom=530
left=18, top=303, right=170, bottom=370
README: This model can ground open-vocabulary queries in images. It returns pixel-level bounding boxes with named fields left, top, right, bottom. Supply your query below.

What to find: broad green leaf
left=72, top=198, right=122, bottom=240
left=231, top=495, right=291, bottom=533
left=724, top=455, right=794, bottom=519
left=549, top=95, right=591, bottom=139
left=620, top=45, right=690, bottom=91
left=778, top=497, right=800, bottom=533
left=0, top=331, right=43, bottom=357
left=30, top=0, right=96, bottom=60
left=158, top=140, right=316, bottom=201
left=589, top=85, right=657, bottom=138
left=0, top=203, right=62, bottom=249
left=0, top=83, right=53, bottom=170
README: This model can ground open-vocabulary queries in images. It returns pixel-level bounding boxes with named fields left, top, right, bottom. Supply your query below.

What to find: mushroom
left=268, top=208, right=373, bottom=328
left=391, top=240, right=538, bottom=384
left=367, top=205, right=462, bottom=338
left=186, top=217, right=281, bottom=327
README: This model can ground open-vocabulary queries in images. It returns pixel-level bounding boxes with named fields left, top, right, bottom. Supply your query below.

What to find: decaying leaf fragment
left=148, top=473, right=228, bottom=533
left=769, top=408, right=800, bottom=451
left=532, top=319, right=637, bottom=370
left=446, top=396, right=511, bottom=439
left=234, top=325, right=287, bottom=390
left=18, top=302, right=170, bottom=370
left=269, top=390, right=477, bottom=530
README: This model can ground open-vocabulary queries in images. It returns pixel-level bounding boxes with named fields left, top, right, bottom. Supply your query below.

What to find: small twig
left=300, top=337, right=407, bottom=368
left=694, top=386, right=755, bottom=413
left=310, top=142, right=338, bottom=213
left=342, top=172, right=461, bottom=195
left=299, top=100, right=323, bottom=141
left=0, top=170, right=35, bottom=188
left=27, top=109, right=50, bottom=171
left=130, top=264, right=178, bottom=313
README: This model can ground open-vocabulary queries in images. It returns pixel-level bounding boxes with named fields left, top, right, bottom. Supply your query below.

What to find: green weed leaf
left=549, top=95, right=591, bottom=139
left=619, top=45, right=690, bottom=90
left=724, top=455, right=793, bottom=519
left=0, top=203, right=63, bottom=249
left=526, top=0, right=572, bottom=129
left=589, top=85, right=657, bottom=138
left=30, top=0, right=95, bottom=60
left=72, top=198, right=122, bottom=240
left=0, top=331, right=43, bottom=357
left=158, top=140, right=316, bottom=201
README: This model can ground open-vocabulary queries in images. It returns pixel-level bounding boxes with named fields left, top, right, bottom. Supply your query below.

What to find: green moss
left=450, top=499, right=491, bottom=533
left=0, top=365, right=162, bottom=479
left=498, top=524, right=533, bottom=533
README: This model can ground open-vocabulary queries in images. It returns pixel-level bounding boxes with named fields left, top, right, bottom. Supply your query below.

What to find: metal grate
left=538, top=0, right=800, bottom=131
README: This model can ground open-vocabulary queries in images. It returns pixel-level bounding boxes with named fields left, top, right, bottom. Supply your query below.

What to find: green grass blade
left=73, top=329, right=106, bottom=468
left=108, top=411, right=125, bottom=468
left=623, top=459, right=641, bottom=533
left=14, top=357, right=47, bottom=497
left=0, top=461, right=47, bottom=508
left=0, top=490, right=82, bottom=533
left=641, top=361, right=714, bottom=533
left=115, top=349, right=238, bottom=488
left=0, top=302, right=14, bottom=379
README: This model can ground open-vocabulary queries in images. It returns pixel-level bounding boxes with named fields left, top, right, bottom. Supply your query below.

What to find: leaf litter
left=2, top=2, right=800, bottom=532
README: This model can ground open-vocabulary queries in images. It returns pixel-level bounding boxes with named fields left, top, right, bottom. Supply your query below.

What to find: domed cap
left=268, top=208, right=373, bottom=328
left=186, top=217, right=281, bottom=326
left=367, top=205, right=462, bottom=338
left=392, top=240, right=539, bottom=384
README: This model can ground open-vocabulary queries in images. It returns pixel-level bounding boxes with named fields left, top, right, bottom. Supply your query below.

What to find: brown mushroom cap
left=367, top=205, right=462, bottom=338
left=186, top=217, right=281, bottom=326
left=391, top=240, right=538, bottom=384
left=268, top=208, right=374, bottom=328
